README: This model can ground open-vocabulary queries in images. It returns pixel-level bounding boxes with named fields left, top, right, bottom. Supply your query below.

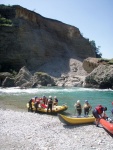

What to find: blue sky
left=1, top=0, right=113, bottom=59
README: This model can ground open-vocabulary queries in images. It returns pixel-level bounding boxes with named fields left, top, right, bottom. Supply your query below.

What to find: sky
left=0, top=0, right=113, bottom=59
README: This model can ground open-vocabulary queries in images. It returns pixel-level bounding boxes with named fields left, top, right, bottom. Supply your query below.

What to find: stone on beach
left=0, top=109, right=113, bottom=150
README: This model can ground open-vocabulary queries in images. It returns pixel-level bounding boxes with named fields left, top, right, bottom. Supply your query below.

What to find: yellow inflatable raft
left=26, top=103, right=68, bottom=114
left=58, top=114, right=95, bottom=125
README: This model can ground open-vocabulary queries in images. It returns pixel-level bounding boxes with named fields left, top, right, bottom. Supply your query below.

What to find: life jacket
left=95, top=105, right=103, bottom=114
left=29, top=98, right=35, bottom=103
left=41, top=104, right=47, bottom=108
left=76, top=104, right=81, bottom=110
left=54, top=98, right=58, bottom=102
left=48, top=99, right=53, bottom=105
left=111, top=108, right=113, bottom=114
left=35, top=99, right=40, bottom=104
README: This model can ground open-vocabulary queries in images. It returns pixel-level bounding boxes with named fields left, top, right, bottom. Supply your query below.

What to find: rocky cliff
left=0, top=5, right=96, bottom=78
left=85, top=64, right=113, bottom=89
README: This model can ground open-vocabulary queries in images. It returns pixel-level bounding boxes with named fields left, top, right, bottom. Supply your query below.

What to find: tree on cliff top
left=90, top=40, right=102, bottom=58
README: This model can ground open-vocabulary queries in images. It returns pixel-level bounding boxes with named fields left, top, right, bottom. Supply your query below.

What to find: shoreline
left=0, top=108, right=113, bottom=150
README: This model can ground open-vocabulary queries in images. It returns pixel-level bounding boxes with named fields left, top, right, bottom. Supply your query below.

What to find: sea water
left=0, top=87, right=113, bottom=117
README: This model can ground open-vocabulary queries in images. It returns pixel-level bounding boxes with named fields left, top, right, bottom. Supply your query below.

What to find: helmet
left=104, top=107, right=107, bottom=111
left=77, top=100, right=80, bottom=103
left=85, top=100, right=88, bottom=103
left=43, top=95, right=45, bottom=98
left=35, top=96, right=38, bottom=99
left=54, top=96, right=57, bottom=99
left=49, top=96, right=52, bottom=99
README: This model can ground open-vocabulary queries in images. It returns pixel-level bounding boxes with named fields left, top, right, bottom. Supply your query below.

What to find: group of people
left=74, top=100, right=113, bottom=127
left=74, top=100, right=92, bottom=116
left=28, top=95, right=58, bottom=113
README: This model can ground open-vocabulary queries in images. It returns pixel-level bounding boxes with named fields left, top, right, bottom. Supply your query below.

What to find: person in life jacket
left=34, top=96, right=40, bottom=113
left=111, top=102, right=113, bottom=116
left=53, top=96, right=58, bottom=106
left=42, top=95, right=48, bottom=105
left=92, top=105, right=107, bottom=127
left=39, top=97, right=47, bottom=108
left=83, top=100, right=92, bottom=116
left=74, top=100, right=82, bottom=116
left=28, top=98, right=34, bottom=112
left=47, top=96, right=53, bottom=113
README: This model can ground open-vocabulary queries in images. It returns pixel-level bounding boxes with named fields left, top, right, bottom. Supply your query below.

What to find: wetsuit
left=47, top=99, right=53, bottom=113
left=76, top=104, right=82, bottom=116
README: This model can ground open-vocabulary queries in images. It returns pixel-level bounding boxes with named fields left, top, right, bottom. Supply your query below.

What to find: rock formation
left=0, top=5, right=96, bottom=78
left=2, top=5, right=113, bottom=89
left=85, top=65, right=113, bottom=89
left=83, top=57, right=99, bottom=73
left=0, top=72, right=12, bottom=86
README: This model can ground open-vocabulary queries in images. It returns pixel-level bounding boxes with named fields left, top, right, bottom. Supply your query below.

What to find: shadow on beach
left=63, top=123, right=95, bottom=129
left=104, top=129, right=113, bottom=138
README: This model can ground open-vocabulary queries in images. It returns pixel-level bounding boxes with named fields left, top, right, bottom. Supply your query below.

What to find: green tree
left=90, top=40, right=102, bottom=58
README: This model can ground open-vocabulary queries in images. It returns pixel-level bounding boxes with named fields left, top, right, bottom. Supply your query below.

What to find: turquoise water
left=0, top=87, right=113, bottom=117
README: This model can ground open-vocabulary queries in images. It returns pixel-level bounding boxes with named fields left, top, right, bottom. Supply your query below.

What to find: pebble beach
left=0, top=108, right=113, bottom=150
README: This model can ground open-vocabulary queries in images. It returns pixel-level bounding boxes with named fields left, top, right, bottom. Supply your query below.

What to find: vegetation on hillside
left=0, top=4, right=11, bottom=7
left=0, top=15, right=12, bottom=26
left=0, top=4, right=12, bottom=26
left=89, top=40, right=102, bottom=58
left=98, top=58, right=113, bottom=65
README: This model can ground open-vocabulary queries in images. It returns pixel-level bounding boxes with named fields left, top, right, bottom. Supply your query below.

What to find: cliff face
left=0, top=5, right=96, bottom=77
left=85, top=65, right=113, bottom=89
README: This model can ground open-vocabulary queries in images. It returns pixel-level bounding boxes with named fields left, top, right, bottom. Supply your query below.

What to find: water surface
left=0, top=87, right=113, bottom=117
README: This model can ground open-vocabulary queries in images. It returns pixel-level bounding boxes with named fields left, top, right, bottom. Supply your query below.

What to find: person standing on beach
left=29, top=98, right=33, bottom=112
left=83, top=100, right=92, bottom=116
left=47, top=96, right=53, bottom=113
left=74, top=100, right=82, bottom=116
left=34, top=97, right=40, bottom=113
left=111, top=102, right=113, bottom=116
left=92, top=105, right=107, bottom=127
left=53, top=96, right=58, bottom=106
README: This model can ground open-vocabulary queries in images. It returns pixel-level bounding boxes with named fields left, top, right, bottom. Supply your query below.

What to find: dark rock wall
left=0, top=5, right=96, bottom=75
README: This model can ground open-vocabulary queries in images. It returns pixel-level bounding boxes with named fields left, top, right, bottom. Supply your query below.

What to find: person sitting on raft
left=38, top=96, right=47, bottom=109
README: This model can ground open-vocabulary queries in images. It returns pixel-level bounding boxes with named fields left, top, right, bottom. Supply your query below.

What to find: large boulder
left=0, top=72, right=12, bottom=86
left=2, top=77, right=15, bottom=87
left=83, top=57, right=99, bottom=73
left=56, top=75, right=85, bottom=87
left=15, top=66, right=32, bottom=87
left=85, top=65, right=113, bottom=89
left=33, top=72, right=55, bottom=87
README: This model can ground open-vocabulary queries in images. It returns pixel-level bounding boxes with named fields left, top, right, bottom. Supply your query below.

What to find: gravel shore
left=0, top=109, right=113, bottom=150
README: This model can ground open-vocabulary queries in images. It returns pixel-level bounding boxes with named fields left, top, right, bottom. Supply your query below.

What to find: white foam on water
left=0, top=87, right=112, bottom=95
